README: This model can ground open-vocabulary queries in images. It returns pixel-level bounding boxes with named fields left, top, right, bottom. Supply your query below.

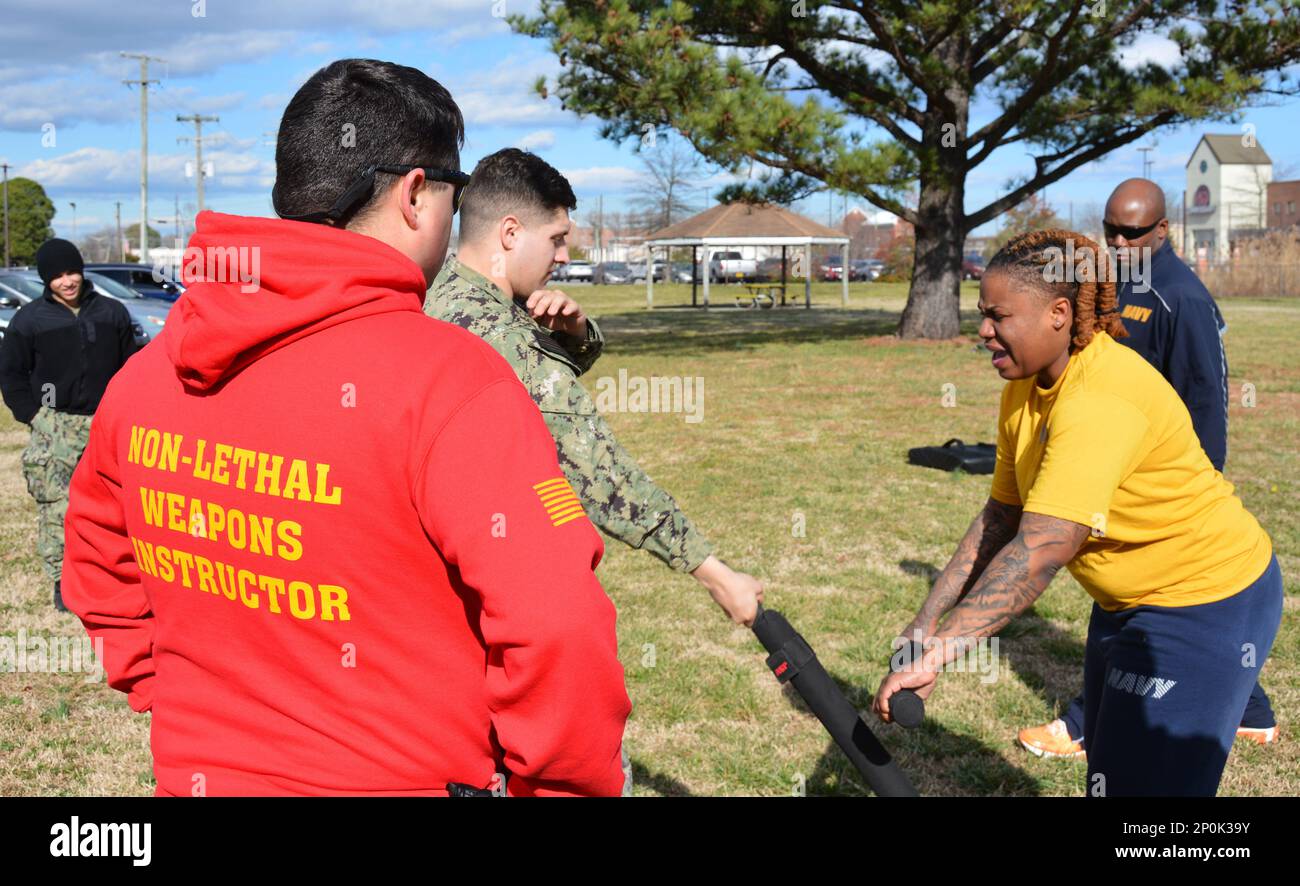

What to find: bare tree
left=1075, top=201, right=1105, bottom=242
left=633, top=136, right=704, bottom=233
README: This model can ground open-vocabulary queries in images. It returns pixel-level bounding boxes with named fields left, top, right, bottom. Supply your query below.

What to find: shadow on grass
left=594, top=301, right=988, bottom=358
left=773, top=672, right=1042, bottom=797
left=597, top=305, right=903, bottom=357
left=898, top=558, right=941, bottom=585
left=1000, top=609, right=1088, bottom=721
left=628, top=759, right=697, bottom=797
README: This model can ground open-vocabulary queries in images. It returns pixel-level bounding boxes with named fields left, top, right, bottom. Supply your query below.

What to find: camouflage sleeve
left=524, top=338, right=712, bottom=573
left=551, top=317, right=605, bottom=376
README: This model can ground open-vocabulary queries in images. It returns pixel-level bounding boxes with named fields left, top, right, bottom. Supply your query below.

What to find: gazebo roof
left=645, top=202, right=848, bottom=243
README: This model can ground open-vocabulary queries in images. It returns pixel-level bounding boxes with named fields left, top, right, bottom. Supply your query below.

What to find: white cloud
left=0, top=0, right=541, bottom=130
left=436, top=17, right=515, bottom=46
left=559, top=165, right=644, bottom=192
left=1119, top=33, right=1183, bottom=71
left=447, top=52, right=573, bottom=128
left=515, top=130, right=556, bottom=151
left=456, top=92, right=564, bottom=126
left=16, top=145, right=274, bottom=196
left=0, top=79, right=130, bottom=130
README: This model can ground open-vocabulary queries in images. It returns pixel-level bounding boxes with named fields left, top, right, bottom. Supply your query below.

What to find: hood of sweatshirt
left=164, top=210, right=427, bottom=391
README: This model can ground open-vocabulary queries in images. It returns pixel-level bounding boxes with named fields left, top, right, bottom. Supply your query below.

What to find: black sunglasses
left=282, top=163, right=470, bottom=225
left=1104, top=218, right=1163, bottom=242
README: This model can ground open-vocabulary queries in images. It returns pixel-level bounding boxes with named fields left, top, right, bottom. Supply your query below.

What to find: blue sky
left=1, top=0, right=1296, bottom=243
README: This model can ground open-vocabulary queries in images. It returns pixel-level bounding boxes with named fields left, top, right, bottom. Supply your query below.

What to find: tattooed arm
left=876, top=512, right=1089, bottom=722
left=930, top=512, right=1089, bottom=647
left=902, top=498, right=1023, bottom=640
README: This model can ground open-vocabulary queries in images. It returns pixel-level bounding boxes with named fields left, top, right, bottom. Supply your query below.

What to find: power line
left=121, top=53, right=165, bottom=261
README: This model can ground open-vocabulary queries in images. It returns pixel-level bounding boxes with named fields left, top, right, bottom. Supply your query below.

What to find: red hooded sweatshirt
left=61, top=211, right=630, bottom=796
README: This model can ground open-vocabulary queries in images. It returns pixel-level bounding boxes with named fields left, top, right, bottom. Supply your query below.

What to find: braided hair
left=986, top=229, right=1128, bottom=350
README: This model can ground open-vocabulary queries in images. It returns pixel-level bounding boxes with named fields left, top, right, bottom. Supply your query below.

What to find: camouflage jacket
left=425, top=256, right=712, bottom=572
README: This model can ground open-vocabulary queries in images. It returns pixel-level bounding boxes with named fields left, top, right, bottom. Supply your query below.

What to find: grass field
left=2, top=281, right=1296, bottom=796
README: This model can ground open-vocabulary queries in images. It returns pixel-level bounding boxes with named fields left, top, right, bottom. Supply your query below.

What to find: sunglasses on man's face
left=1104, top=218, right=1163, bottom=242
left=282, top=163, right=470, bottom=225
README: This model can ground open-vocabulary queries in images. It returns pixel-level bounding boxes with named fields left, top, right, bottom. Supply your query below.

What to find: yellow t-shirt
left=989, top=330, right=1272, bottom=611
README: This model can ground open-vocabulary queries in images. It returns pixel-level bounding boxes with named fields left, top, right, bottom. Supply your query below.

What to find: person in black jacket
left=1016, top=179, right=1278, bottom=757
left=0, top=238, right=137, bottom=610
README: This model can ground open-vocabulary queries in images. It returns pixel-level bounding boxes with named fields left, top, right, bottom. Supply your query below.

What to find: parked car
left=0, top=269, right=154, bottom=347
left=709, top=251, right=758, bottom=282
left=672, top=262, right=702, bottom=283
left=630, top=260, right=670, bottom=283
left=851, top=259, right=884, bottom=281
left=0, top=293, right=17, bottom=340
left=0, top=281, right=27, bottom=338
left=0, top=270, right=47, bottom=304
left=594, top=261, right=632, bottom=285
left=818, top=255, right=845, bottom=281
left=84, top=262, right=186, bottom=302
left=962, top=255, right=985, bottom=280
left=561, top=260, right=594, bottom=283
left=756, top=256, right=790, bottom=281
left=85, top=271, right=171, bottom=345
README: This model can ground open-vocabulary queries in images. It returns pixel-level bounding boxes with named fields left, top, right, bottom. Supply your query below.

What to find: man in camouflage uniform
left=427, top=149, right=764, bottom=795
left=0, top=239, right=136, bottom=610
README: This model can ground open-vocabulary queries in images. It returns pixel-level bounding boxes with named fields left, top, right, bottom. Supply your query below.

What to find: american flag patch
left=533, top=477, right=586, bottom=527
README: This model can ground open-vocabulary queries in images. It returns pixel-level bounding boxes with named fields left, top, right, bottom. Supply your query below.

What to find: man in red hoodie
left=60, top=58, right=631, bottom=797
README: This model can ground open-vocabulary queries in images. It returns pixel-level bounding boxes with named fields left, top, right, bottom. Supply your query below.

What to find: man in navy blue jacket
left=1017, top=178, right=1278, bottom=759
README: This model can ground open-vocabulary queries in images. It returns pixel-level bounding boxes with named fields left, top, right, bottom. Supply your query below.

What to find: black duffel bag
left=907, top=438, right=996, bottom=474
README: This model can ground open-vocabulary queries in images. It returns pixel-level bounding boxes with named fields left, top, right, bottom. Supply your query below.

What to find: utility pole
left=1, top=161, right=10, bottom=268
left=114, top=201, right=123, bottom=261
left=177, top=113, right=218, bottom=213
left=122, top=52, right=164, bottom=263
left=174, top=194, right=181, bottom=249
left=1138, top=145, right=1154, bottom=179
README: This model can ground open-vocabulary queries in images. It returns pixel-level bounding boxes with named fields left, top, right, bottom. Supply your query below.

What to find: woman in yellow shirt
left=874, top=229, right=1282, bottom=796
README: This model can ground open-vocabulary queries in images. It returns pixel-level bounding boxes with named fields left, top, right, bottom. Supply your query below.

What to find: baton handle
left=752, top=605, right=918, bottom=797
left=888, top=689, right=925, bottom=729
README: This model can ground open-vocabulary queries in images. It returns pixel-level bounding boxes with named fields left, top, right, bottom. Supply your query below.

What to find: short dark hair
left=271, top=59, right=464, bottom=226
left=459, top=148, right=577, bottom=243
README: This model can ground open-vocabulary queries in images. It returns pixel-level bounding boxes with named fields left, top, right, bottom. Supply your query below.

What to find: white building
left=1184, top=134, right=1272, bottom=263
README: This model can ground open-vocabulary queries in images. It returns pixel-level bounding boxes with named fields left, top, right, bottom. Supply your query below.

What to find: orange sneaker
left=1236, top=724, right=1280, bottom=745
left=1018, top=718, right=1086, bottom=759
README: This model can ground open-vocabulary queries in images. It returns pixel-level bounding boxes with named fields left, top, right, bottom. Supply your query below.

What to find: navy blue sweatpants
left=1082, top=555, right=1283, bottom=797
left=1059, top=675, right=1275, bottom=742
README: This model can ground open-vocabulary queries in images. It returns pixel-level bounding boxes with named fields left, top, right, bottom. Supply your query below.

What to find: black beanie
left=35, top=238, right=85, bottom=285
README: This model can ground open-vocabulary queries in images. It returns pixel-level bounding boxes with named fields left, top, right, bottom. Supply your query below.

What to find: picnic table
left=736, top=282, right=788, bottom=309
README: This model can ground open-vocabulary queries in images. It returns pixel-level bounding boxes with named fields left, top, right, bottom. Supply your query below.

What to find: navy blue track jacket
left=1115, top=238, right=1229, bottom=471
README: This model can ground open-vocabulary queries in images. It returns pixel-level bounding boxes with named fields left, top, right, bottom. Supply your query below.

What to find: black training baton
left=888, top=640, right=928, bottom=729
left=752, top=606, right=919, bottom=797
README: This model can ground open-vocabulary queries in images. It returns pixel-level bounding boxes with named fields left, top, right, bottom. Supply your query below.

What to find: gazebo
left=642, top=202, right=851, bottom=309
